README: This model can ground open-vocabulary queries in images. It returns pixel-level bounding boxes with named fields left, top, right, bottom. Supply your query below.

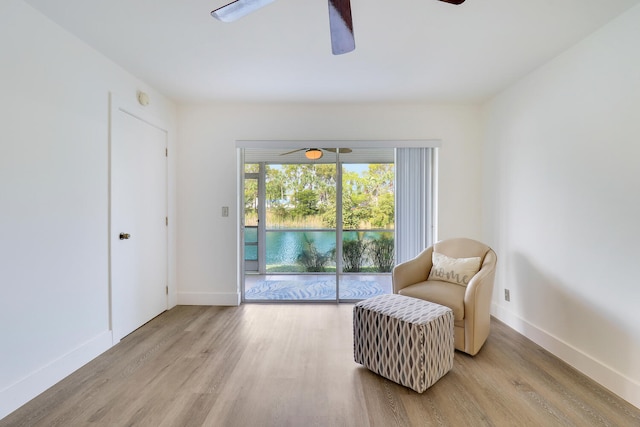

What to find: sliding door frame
left=237, top=140, right=440, bottom=303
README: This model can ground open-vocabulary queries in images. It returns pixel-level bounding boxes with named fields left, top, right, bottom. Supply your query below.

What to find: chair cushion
left=397, top=280, right=465, bottom=321
left=428, top=252, right=481, bottom=287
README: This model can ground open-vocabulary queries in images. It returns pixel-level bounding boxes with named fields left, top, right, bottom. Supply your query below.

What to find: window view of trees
left=245, top=163, right=394, bottom=229
left=244, top=163, right=395, bottom=273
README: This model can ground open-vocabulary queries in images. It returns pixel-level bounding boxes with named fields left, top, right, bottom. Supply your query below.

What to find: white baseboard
left=491, top=303, right=640, bottom=409
left=177, top=291, right=241, bottom=306
left=0, top=330, right=113, bottom=420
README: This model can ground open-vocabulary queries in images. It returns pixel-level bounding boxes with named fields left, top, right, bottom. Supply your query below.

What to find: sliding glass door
left=241, top=148, right=398, bottom=302
left=338, top=162, right=395, bottom=299
left=261, top=159, right=338, bottom=300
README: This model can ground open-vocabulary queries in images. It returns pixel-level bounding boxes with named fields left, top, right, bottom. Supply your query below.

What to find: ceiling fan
left=280, top=147, right=353, bottom=160
left=211, top=0, right=466, bottom=55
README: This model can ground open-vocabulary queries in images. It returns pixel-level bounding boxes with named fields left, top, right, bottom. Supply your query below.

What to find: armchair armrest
left=462, top=249, right=497, bottom=355
left=392, top=247, right=434, bottom=293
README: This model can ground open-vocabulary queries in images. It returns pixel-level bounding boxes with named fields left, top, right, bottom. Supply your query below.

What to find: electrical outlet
left=504, top=289, right=511, bottom=302
left=222, top=206, right=229, bottom=217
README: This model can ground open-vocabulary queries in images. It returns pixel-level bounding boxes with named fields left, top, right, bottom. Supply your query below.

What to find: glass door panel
left=338, top=162, right=395, bottom=300
left=242, top=148, right=397, bottom=302
left=246, top=158, right=338, bottom=301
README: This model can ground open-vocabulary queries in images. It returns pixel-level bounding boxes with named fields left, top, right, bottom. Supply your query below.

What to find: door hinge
left=165, top=148, right=168, bottom=157
left=166, top=217, right=168, bottom=226
left=166, top=286, right=169, bottom=295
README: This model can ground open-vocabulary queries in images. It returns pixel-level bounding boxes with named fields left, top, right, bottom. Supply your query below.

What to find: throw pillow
left=428, top=252, right=481, bottom=286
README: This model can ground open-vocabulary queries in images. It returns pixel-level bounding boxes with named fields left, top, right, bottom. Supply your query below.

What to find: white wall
left=0, top=1, right=177, bottom=418
left=482, top=4, right=640, bottom=408
left=176, top=103, right=482, bottom=304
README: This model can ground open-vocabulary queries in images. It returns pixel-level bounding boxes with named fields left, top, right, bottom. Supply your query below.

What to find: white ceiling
left=24, top=0, right=640, bottom=104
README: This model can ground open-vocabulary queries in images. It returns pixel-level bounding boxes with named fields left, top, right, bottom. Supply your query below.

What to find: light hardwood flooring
left=3, top=304, right=639, bottom=426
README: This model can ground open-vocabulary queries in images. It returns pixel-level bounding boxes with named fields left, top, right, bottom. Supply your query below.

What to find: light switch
left=222, top=206, right=229, bottom=217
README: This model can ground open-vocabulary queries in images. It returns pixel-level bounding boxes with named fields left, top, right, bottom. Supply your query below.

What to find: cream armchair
left=392, top=238, right=497, bottom=356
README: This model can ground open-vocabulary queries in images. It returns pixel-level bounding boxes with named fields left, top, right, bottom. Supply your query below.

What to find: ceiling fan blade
left=211, top=0, right=276, bottom=22
left=324, top=148, right=353, bottom=154
left=328, top=0, right=355, bottom=55
left=280, top=148, right=305, bottom=156
left=437, top=0, right=465, bottom=4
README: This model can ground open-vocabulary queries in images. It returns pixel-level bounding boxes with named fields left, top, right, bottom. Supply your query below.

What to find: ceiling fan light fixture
left=211, top=0, right=276, bottom=22
left=305, top=148, right=323, bottom=160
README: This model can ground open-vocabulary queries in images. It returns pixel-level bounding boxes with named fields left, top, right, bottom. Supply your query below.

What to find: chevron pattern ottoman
left=353, top=294, right=454, bottom=393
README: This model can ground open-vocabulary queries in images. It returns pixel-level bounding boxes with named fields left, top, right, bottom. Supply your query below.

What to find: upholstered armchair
left=392, top=238, right=497, bottom=356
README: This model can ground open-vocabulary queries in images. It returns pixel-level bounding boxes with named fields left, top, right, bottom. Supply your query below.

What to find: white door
left=111, top=105, right=168, bottom=342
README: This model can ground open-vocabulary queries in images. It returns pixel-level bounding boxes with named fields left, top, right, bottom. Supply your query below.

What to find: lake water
left=245, top=229, right=393, bottom=266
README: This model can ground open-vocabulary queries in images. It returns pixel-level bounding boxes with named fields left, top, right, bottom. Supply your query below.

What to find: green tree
left=341, top=170, right=371, bottom=228
left=265, top=166, right=289, bottom=224
left=244, top=163, right=259, bottom=173
left=265, top=166, right=286, bottom=206
left=244, top=174, right=258, bottom=215
left=313, top=164, right=337, bottom=212
left=262, top=162, right=394, bottom=229
left=364, top=164, right=394, bottom=203
left=371, top=192, right=394, bottom=228
left=291, top=189, right=319, bottom=217
left=343, top=192, right=371, bottom=229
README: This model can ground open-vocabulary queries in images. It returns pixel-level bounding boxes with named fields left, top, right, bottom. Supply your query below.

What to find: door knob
left=119, top=233, right=131, bottom=240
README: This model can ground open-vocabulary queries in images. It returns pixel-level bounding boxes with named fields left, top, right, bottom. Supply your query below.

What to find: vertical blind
left=395, top=147, right=437, bottom=264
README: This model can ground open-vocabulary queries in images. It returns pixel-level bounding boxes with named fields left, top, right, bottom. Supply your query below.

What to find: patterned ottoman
left=353, top=294, right=454, bottom=393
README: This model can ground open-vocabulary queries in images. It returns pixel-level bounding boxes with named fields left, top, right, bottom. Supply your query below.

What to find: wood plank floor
left=3, top=304, right=639, bottom=426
